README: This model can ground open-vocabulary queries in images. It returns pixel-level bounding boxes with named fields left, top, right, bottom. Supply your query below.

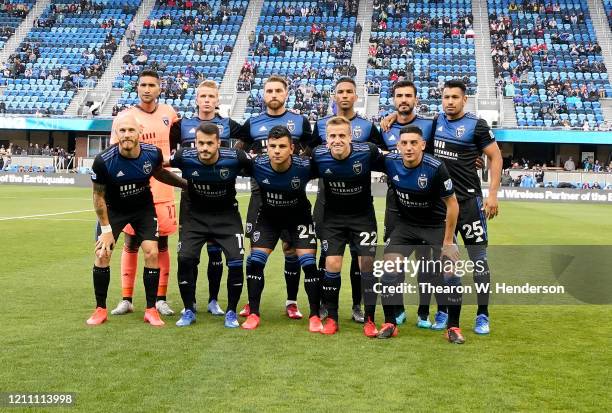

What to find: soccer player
left=173, top=80, right=242, bottom=316
left=87, top=112, right=187, bottom=326
left=237, top=75, right=313, bottom=320
left=429, top=79, right=502, bottom=335
left=311, top=116, right=383, bottom=336
left=378, top=126, right=463, bottom=343
left=169, top=122, right=252, bottom=328
left=109, top=69, right=180, bottom=317
left=241, top=126, right=321, bottom=332
left=312, top=77, right=383, bottom=324
left=379, top=80, right=437, bottom=327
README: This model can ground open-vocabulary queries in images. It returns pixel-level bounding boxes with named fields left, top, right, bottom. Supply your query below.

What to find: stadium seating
left=0, top=1, right=34, bottom=49
left=114, top=0, right=248, bottom=118
left=489, top=0, right=611, bottom=128
left=241, top=0, right=358, bottom=120
left=369, top=0, right=477, bottom=116
left=0, top=0, right=140, bottom=115
left=604, top=0, right=612, bottom=30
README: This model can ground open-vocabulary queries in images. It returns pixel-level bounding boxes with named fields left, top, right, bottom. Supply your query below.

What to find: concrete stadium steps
left=231, top=91, right=248, bottom=119
left=587, top=0, right=612, bottom=88
left=351, top=0, right=374, bottom=110
left=601, top=98, right=612, bottom=124
left=502, top=96, right=518, bottom=127
left=472, top=0, right=497, bottom=99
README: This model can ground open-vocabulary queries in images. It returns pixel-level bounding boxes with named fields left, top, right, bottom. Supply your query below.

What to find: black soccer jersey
left=312, top=114, right=383, bottom=147
left=91, top=143, right=162, bottom=212
left=238, top=110, right=313, bottom=154
left=311, top=142, right=383, bottom=215
left=169, top=147, right=252, bottom=212
left=252, top=154, right=314, bottom=214
left=384, top=153, right=454, bottom=227
left=432, top=112, right=495, bottom=201
left=176, top=115, right=242, bottom=148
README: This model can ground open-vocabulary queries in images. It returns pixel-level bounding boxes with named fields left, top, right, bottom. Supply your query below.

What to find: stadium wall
left=2, top=174, right=612, bottom=204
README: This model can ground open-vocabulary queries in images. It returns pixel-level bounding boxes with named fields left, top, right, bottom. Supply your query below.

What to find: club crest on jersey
left=291, top=176, right=301, bottom=189
left=143, top=160, right=152, bottom=174
left=353, top=161, right=363, bottom=175
left=246, top=223, right=253, bottom=233
left=219, top=167, right=230, bottom=179
left=322, top=240, right=328, bottom=252
left=444, top=178, right=453, bottom=191
left=162, top=116, right=170, bottom=127
left=252, top=231, right=260, bottom=242
left=418, top=174, right=428, bottom=189
left=353, top=126, right=362, bottom=139
left=456, top=125, right=466, bottom=138
left=286, top=120, right=295, bottom=133
left=217, top=124, right=224, bottom=136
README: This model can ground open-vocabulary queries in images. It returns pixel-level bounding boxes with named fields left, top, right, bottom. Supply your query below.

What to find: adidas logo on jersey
left=116, top=171, right=125, bottom=177
left=393, top=175, right=400, bottom=182
left=189, top=127, right=196, bottom=133
left=192, top=171, right=199, bottom=176
left=259, top=126, right=268, bottom=132
left=438, top=126, right=444, bottom=131
left=324, top=168, right=332, bottom=174
left=262, top=178, right=270, bottom=184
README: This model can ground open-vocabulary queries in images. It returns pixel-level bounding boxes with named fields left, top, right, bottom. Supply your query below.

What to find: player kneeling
left=87, top=113, right=187, bottom=326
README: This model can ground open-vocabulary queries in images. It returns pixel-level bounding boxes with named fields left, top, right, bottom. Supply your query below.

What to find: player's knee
left=249, top=250, right=269, bottom=267
left=325, top=255, right=343, bottom=272
left=227, top=262, right=243, bottom=285
left=207, top=243, right=223, bottom=263
left=467, top=245, right=487, bottom=262
left=141, top=244, right=158, bottom=263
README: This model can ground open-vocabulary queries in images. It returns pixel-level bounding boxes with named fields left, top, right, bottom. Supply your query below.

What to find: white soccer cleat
left=156, top=300, right=175, bottom=316
left=110, top=299, right=134, bottom=315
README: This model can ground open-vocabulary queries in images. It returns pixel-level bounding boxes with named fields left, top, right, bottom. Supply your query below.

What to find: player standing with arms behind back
left=109, top=69, right=181, bottom=317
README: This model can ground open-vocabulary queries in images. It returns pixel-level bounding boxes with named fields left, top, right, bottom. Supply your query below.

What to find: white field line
left=0, top=209, right=92, bottom=221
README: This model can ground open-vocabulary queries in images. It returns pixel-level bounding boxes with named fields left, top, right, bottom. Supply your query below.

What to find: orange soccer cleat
left=308, top=316, right=323, bottom=333
left=363, top=319, right=379, bottom=338
left=239, top=303, right=251, bottom=317
left=321, top=318, right=339, bottom=335
left=86, top=307, right=108, bottom=325
left=241, top=314, right=260, bottom=330
left=144, top=307, right=165, bottom=327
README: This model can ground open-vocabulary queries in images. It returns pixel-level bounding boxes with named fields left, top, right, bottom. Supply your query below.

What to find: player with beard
left=173, top=80, right=242, bottom=317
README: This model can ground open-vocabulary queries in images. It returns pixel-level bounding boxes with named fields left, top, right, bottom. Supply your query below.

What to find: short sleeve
left=237, top=149, right=253, bottom=176
left=310, top=121, right=323, bottom=148
left=474, top=118, right=496, bottom=151
left=368, top=123, right=384, bottom=148
left=237, top=118, right=253, bottom=144
left=369, top=142, right=386, bottom=172
left=229, top=118, right=242, bottom=138
left=91, top=155, right=108, bottom=184
left=437, top=162, right=455, bottom=198
left=300, top=116, right=313, bottom=146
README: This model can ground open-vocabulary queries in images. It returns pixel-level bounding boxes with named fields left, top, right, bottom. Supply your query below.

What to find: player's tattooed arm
left=153, top=166, right=188, bottom=190
left=92, top=183, right=109, bottom=226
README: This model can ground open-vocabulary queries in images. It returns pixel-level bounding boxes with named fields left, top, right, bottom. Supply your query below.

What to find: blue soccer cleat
left=416, top=315, right=432, bottom=329
left=224, top=310, right=239, bottom=328
left=176, top=309, right=196, bottom=327
left=474, top=314, right=490, bottom=335
left=431, top=311, right=448, bottom=331
left=395, top=310, right=407, bottom=325
left=207, top=299, right=225, bottom=316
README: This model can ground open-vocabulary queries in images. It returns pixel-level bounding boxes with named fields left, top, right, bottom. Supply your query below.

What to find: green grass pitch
left=0, top=185, right=610, bottom=412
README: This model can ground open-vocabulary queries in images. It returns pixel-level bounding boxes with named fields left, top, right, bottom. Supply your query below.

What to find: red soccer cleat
left=241, top=313, right=260, bottom=330
left=376, top=323, right=398, bottom=339
left=308, top=316, right=323, bottom=333
left=363, top=319, right=378, bottom=338
left=286, top=303, right=303, bottom=319
left=446, top=327, right=466, bottom=344
left=86, top=307, right=107, bottom=325
left=144, top=307, right=165, bottom=327
left=239, top=303, right=250, bottom=317
left=321, top=318, right=339, bottom=335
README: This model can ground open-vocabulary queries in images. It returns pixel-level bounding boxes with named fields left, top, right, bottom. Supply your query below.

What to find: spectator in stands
left=501, top=170, right=513, bottom=187
left=593, top=160, right=602, bottom=173
left=582, top=157, right=593, bottom=171
left=564, top=157, right=576, bottom=171
left=354, top=22, right=362, bottom=43
left=0, top=101, right=6, bottom=114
